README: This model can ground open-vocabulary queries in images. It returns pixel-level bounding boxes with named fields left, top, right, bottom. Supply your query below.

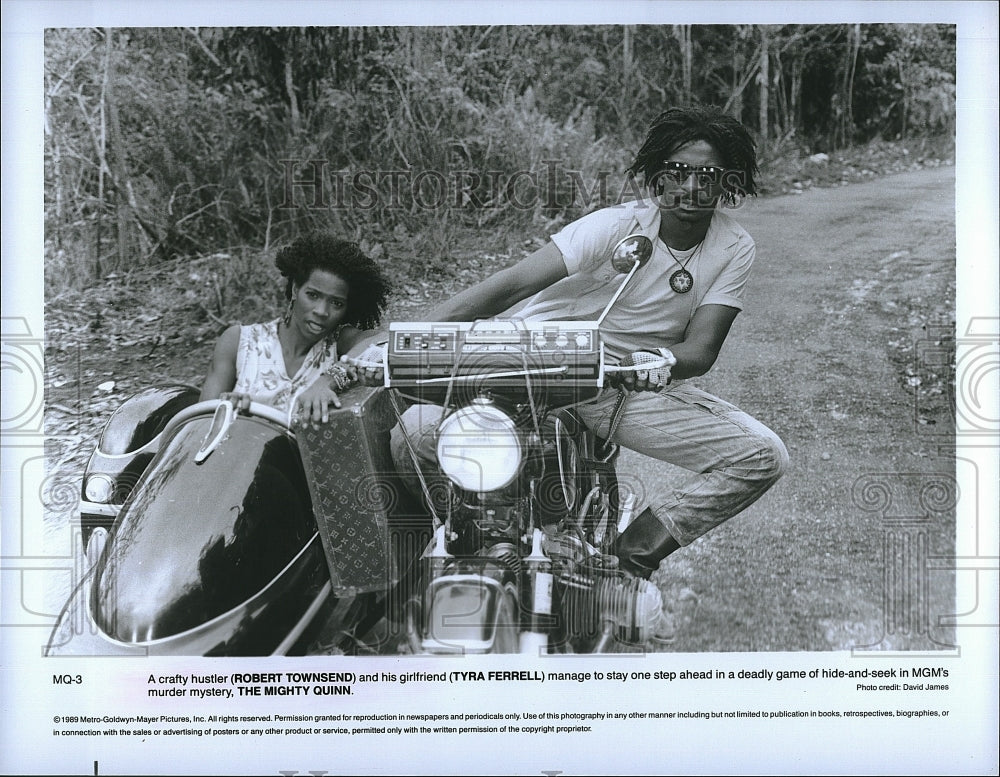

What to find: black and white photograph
left=2, top=1, right=997, bottom=775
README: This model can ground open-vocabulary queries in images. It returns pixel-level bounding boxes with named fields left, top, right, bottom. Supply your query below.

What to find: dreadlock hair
left=625, top=105, right=759, bottom=206
left=275, top=232, right=391, bottom=331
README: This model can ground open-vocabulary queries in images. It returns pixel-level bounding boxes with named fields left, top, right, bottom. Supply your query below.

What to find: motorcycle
left=46, top=235, right=670, bottom=656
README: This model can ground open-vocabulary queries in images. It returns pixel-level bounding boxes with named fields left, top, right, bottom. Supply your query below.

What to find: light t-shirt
left=513, top=198, right=755, bottom=361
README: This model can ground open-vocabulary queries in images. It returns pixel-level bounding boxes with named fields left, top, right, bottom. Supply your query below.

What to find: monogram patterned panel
left=296, top=386, right=399, bottom=596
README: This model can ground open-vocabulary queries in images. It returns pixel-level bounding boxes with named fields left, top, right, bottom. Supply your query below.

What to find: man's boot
left=614, top=508, right=680, bottom=579
left=615, top=508, right=694, bottom=643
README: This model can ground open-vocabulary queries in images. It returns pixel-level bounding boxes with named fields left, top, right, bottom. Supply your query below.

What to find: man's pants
left=390, top=383, right=788, bottom=546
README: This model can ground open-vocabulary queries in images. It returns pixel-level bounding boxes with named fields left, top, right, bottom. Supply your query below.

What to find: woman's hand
left=293, top=364, right=358, bottom=426
left=219, top=391, right=253, bottom=413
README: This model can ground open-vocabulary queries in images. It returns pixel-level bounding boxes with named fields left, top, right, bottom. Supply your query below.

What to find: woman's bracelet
left=325, top=363, right=351, bottom=392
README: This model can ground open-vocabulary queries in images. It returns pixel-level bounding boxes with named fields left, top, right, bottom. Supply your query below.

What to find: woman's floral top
left=233, top=319, right=338, bottom=413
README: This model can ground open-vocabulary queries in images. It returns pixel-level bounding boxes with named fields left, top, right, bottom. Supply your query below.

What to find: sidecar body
left=47, top=385, right=414, bottom=656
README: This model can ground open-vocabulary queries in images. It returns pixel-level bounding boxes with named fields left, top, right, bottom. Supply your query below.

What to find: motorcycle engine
left=472, top=522, right=662, bottom=651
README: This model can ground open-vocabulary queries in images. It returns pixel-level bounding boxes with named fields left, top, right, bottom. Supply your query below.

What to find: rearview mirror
left=610, top=234, right=653, bottom=273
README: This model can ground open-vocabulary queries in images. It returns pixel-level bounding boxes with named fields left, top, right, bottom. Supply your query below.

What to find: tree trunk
left=674, top=25, right=693, bottom=104
left=623, top=24, right=633, bottom=80
left=898, top=58, right=909, bottom=139
left=723, top=26, right=759, bottom=120
left=731, top=33, right=744, bottom=120
left=790, top=53, right=802, bottom=138
left=772, top=46, right=788, bottom=138
left=758, top=26, right=770, bottom=151
left=621, top=25, right=634, bottom=132
left=284, top=55, right=300, bottom=135
left=842, top=23, right=861, bottom=145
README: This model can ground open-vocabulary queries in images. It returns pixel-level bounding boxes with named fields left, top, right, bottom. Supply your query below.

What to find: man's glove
left=343, top=342, right=387, bottom=368
left=341, top=342, right=387, bottom=385
left=614, top=348, right=676, bottom=391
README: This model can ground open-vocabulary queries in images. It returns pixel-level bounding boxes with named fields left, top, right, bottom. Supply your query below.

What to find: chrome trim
left=159, top=399, right=294, bottom=442
left=272, top=580, right=334, bottom=655
left=420, top=573, right=506, bottom=654
left=411, top=365, right=568, bottom=385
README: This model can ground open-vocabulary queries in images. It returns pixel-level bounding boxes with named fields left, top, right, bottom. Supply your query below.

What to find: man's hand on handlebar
left=340, top=342, right=387, bottom=386
left=606, top=349, right=676, bottom=393
left=609, top=370, right=665, bottom=393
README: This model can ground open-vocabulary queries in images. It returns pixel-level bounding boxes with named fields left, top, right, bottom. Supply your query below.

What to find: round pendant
left=670, top=268, right=694, bottom=294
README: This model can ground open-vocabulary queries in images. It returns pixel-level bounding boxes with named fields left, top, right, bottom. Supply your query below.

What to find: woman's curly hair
left=626, top=105, right=759, bottom=206
left=275, top=233, right=391, bottom=331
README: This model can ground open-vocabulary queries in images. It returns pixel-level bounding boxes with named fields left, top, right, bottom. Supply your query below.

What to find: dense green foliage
left=44, top=24, right=955, bottom=289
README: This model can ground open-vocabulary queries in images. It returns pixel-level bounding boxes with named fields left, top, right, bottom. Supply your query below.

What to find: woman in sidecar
left=46, top=235, right=393, bottom=656
left=202, top=232, right=391, bottom=418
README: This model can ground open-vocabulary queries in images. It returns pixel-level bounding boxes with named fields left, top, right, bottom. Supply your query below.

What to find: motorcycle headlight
left=436, top=402, right=522, bottom=493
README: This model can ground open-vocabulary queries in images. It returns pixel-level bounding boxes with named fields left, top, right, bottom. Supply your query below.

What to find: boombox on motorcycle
left=382, top=317, right=664, bottom=655
left=377, top=233, right=668, bottom=655
left=47, top=234, right=669, bottom=656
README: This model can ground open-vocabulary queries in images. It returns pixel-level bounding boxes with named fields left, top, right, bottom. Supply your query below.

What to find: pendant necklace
left=665, top=241, right=703, bottom=294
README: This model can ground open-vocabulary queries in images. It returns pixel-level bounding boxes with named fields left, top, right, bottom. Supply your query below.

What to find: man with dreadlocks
left=369, top=106, right=787, bottom=620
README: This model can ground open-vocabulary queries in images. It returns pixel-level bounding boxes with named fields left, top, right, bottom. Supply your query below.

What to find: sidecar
left=47, top=384, right=415, bottom=656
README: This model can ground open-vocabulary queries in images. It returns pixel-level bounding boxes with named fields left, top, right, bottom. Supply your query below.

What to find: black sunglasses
left=654, top=161, right=727, bottom=189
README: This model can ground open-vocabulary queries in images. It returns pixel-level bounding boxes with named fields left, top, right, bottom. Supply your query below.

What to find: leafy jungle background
left=45, top=25, right=955, bottom=293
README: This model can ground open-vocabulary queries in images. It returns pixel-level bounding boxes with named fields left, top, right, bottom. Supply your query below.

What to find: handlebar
left=342, top=358, right=385, bottom=371
left=603, top=356, right=672, bottom=374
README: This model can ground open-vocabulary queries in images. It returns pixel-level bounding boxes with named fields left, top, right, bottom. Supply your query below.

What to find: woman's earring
left=283, top=298, right=294, bottom=326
